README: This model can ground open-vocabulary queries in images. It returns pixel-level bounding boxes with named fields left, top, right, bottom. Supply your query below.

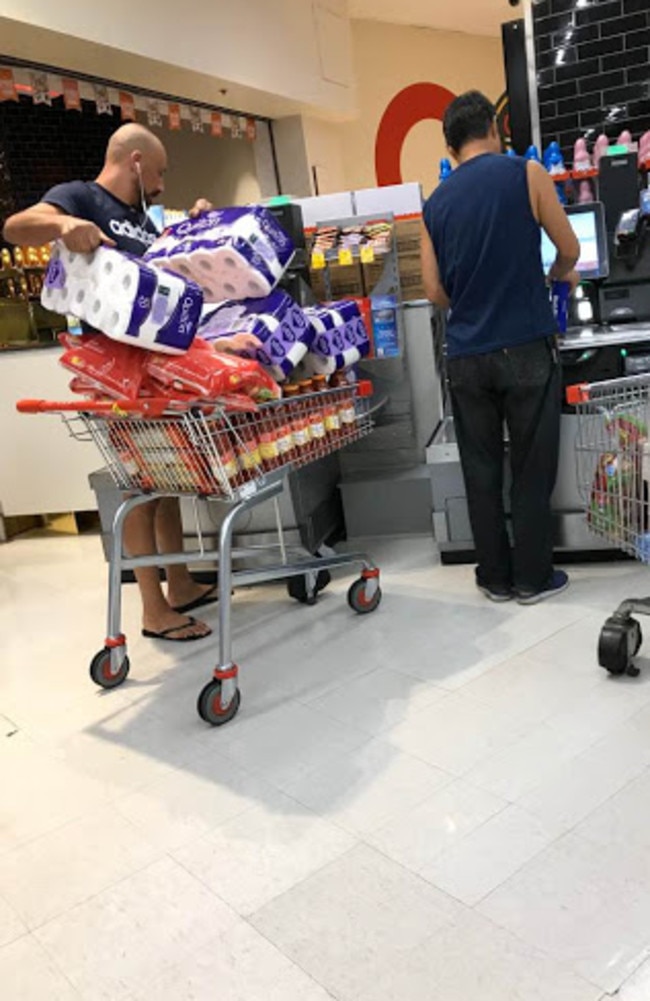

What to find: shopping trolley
left=568, top=373, right=650, bottom=678
left=17, top=381, right=382, bottom=724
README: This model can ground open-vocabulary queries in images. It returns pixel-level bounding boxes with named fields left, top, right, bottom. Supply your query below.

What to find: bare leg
left=123, top=500, right=210, bottom=639
left=154, top=497, right=216, bottom=609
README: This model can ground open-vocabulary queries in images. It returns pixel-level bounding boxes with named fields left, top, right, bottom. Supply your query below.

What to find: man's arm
left=3, top=202, right=114, bottom=253
left=527, top=161, right=580, bottom=286
left=420, top=221, right=450, bottom=309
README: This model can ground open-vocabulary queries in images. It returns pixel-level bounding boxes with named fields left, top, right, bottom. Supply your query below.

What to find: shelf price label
left=338, top=248, right=354, bottom=266
left=311, top=250, right=326, bottom=270
left=360, top=245, right=375, bottom=264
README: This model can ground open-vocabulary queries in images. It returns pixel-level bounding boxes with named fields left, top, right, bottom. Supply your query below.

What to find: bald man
left=3, top=124, right=217, bottom=642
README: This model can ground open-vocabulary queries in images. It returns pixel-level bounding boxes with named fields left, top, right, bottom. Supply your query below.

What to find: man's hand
left=212, top=333, right=262, bottom=354
left=59, top=216, right=115, bottom=253
left=565, top=269, right=581, bottom=293
left=188, top=198, right=213, bottom=219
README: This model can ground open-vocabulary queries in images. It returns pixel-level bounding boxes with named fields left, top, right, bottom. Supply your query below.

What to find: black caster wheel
left=287, top=568, right=331, bottom=605
left=598, top=617, right=641, bottom=678
left=197, top=680, right=241, bottom=726
left=89, top=647, right=130, bottom=689
left=347, top=577, right=382, bottom=615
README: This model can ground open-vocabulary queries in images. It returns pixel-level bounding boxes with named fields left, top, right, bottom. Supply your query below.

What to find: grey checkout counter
left=430, top=323, right=650, bottom=561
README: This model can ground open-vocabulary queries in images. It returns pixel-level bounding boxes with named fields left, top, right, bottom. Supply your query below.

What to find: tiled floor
left=3, top=530, right=650, bottom=999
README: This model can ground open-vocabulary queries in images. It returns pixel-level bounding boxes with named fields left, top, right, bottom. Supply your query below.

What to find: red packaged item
left=59, top=333, right=149, bottom=400
left=145, top=339, right=281, bottom=404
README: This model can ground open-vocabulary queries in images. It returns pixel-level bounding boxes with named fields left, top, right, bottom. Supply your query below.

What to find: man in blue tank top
left=421, top=91, right=579, bottom=603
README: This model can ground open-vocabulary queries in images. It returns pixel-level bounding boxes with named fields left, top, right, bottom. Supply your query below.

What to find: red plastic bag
left=145, top=338, right=281, bottom=403
left=59, top=333, right=149, bottom=400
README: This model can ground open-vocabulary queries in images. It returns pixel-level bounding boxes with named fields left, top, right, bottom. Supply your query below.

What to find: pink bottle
left=594, top=133, right=609, bottom=167
left=573, top=137, right=592, bottom=172
left=578, top=180, right=594, bottom=204
left=617, top=130, right=633, bottom=148
left=639, top=131, right=650, bottom=167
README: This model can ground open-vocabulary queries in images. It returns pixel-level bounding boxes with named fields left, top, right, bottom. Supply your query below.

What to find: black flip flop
left=142, top=616, right=212, bottom=642
left=171, top=585, right=220, bottom=615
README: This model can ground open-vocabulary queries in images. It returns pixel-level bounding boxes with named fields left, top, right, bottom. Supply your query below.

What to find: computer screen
left=540, top=202, right=609, bottom=280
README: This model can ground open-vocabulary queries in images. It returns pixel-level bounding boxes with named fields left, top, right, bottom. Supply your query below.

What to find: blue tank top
left=423, top=154, right=557, bottom=358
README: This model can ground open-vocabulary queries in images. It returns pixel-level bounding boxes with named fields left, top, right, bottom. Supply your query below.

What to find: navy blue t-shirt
left=423, top=154, right=557, bottom=359
left=42, top=180, right=158, bottom=259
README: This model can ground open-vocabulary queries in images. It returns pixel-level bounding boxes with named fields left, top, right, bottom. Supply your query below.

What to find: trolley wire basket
left=568, top=374, right=650, bottom=678
left=17, top=379, right=381, bottom=725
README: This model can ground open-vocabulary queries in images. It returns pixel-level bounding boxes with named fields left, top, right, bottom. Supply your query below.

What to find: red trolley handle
left=16, top=398, right=174, bottom=417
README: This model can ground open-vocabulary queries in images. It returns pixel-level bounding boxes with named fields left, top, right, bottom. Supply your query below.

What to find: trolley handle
left=566, top=383, right=590, bottom=405
left=17, top=398, right=175, bottom=418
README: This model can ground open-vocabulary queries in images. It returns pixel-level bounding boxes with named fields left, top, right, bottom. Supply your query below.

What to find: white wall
left=1, top=1, right=356, bottom=118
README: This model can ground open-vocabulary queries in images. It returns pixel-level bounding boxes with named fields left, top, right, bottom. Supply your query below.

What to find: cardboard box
left=394, top=218, right=422, bottom=257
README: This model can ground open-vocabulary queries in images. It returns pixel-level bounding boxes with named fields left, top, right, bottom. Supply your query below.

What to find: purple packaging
left=304, top=300, right=371, bottom=369
left=199, top=290, right=314, bottom=380
left=144, top=206, right=295, bottom=301
left=42, top=244, right=203, bottom=354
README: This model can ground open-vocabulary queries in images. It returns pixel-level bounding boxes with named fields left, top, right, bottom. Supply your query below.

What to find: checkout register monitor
left=540, top=202, right=609, bottom=281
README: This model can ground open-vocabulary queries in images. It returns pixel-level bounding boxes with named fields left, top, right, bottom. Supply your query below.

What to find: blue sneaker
left=516, top=569, right=569, bottom=605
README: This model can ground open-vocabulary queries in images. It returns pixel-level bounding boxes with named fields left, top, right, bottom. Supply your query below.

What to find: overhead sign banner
left=62, top=77, right=81, bottom=111
left=189, top=106, right=203, bottom=133
left=246, top=117, right=257, bottom=141
left=31, top=72, right=52, bottom=106
left=94, top=84, right=113, bottom=115
left=211, top=112, right=222, bottom=137
left=119, top=91, right=136, bottom=121
left=0, top=68, right=17, bottom=102
left=168, top=103, right=181, bottom=130
left=146, top=99, right=162, bottom=127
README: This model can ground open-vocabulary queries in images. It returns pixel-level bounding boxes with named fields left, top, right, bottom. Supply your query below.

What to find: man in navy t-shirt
left=421, top=92, right=580, bottom=605
left=4, top=123, right=217, bottom=642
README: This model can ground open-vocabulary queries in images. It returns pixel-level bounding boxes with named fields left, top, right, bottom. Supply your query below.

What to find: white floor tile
left=172, top=793, right=356, bottom=916
left=0, top=806, right=161, bottom=930
left=420, top=804, right=555, bottom=906
left=305, top=666, right=447, bottom=735
left=478, top=831, right=650, bottom=992
left=130, top=919, right=335, bottom=1001
left=574, top=766, right=650, bottom=852
left=251, top=843, right=463, bottom=1001
left=355, top=907, right=601, bottom=1001
left=0, top=895, right=26, bottom=948
left=114, top=749, right=276, bottom=852
left=283, top=738, right=450, bottom=835
left=388, top=691, right=527, bottom=776
left=517, top=720, right=650, bottom=837
left=0, top=732, right=107, bottom=852
left=367, top=777, right=506, bottom=875
left=464, top=721, right=596, bottom=802
left=213, top=701, right=368, bottom=791
left=34, top=857, right=239, bottom=1001
left=615, top=956, right=650, bottom=1001
left=0, top=934, right=81, bottom=1000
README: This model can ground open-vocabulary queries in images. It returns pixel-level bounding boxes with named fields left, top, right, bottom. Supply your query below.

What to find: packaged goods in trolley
left=41, top=245, right=203, bottom=353
left=568, top=373, right=650, bottom=678
left=17, top=377, right=381, bottom=726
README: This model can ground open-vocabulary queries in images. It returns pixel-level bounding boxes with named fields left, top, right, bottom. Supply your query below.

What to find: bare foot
left=167, top=580, right=217, bottom=612
left=142, top=611, right=211, bottom=640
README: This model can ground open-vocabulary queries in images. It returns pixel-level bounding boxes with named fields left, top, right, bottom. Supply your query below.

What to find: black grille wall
left=533, top=0, right=650, bottom=162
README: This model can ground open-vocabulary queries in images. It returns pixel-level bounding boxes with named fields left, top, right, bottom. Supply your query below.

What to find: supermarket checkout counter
left=430, top=186, right=650, bottom=561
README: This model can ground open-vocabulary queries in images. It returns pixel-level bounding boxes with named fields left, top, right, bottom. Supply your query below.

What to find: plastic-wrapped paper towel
left=199, top=290, right=314, bottom=381
left=303, top=300, right=371, bottom=375
left=42, top=244, right=203, bottom=354
left=144, top=206, right=294, bottom=302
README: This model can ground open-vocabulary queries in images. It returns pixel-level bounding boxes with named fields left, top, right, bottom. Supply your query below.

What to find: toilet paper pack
left=144, top=206, right=294, bottom=302
left=42, top=244, right=203, bottom=354
left=303, top=300, right=371, bottom=374
left=199, top=290, right=314, bottom=381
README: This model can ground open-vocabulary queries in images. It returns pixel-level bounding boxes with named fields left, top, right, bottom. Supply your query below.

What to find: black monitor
left=540, top=202, right=609, bottom=281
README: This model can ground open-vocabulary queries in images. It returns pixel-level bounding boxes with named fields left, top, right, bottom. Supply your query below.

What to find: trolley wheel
left=197, top=680, right=241, bottom=726
left=89, top=647, right=130, bottom=689
left=287, top=568, right=331, bottom=606
left=348, top=577, right=382, bottom=614
left=598, top=617, right=641, bottom=678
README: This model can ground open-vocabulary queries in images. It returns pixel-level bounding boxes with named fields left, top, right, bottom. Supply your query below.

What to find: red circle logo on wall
left=375, top=82, right=458, bottom=187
